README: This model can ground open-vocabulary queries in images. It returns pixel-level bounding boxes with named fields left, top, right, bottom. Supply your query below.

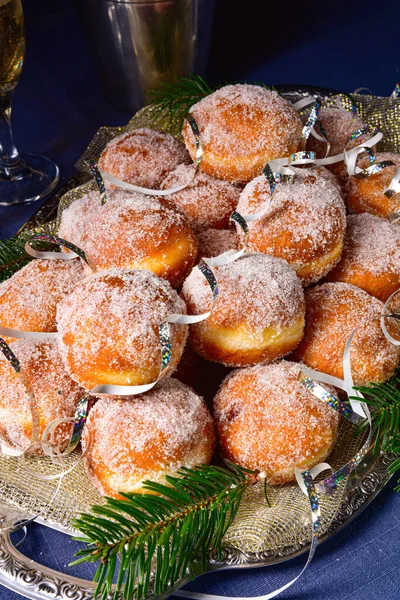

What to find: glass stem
left=0, top=91, right=24, bottom=177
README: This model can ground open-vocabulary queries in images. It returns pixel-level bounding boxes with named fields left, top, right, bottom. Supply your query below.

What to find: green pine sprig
left=148, top=75, right=214, bottom=126
left=71, top=463, right=261, bottom=600
left=0, top=235, right=33, bottom=283
left=354, top=374, right=400, bottom=479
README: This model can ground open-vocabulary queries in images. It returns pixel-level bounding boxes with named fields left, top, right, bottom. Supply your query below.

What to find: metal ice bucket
left=79, top=0, right=215, bottom=112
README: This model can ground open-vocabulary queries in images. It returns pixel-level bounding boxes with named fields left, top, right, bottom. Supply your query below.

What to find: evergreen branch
left=148, top=75, right=213, bottom=126
left=71, top=463, right=262, bottom=600
left=354, top=375, right=400, bottom=461
left=0, top=235, right=33, bottom=283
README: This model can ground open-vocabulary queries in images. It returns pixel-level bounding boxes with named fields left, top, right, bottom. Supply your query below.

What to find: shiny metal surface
left=79, top=0, right=215, bottom=112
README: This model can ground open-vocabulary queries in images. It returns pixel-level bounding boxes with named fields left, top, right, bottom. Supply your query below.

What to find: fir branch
left=0, top=235, right=33, bottom=283
left=354, top=376, right=400, bottom=457
left=148, top=75, right=214, bottom=126
left=71, top=463, right=262, bottom=600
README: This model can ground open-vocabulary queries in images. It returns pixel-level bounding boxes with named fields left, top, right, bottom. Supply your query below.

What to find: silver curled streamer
left=391, top=83, right=400, bottom=99
left=87, top=162, right=107, bottom=205
left=99, top=114, right=203, bottom=197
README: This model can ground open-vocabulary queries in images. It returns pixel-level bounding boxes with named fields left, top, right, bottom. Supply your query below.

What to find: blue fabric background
left=1, top=0, right=400, bottom=597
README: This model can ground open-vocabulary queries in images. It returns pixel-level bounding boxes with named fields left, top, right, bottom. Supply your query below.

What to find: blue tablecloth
left=1, top=0, right=400, bottom=598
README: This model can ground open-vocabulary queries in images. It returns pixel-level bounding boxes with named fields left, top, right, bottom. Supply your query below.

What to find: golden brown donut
left=181, top=253, right=305, bottom=367
left=345, top=152, right=400, bottom=218
left=80, top=191, right=198, bottom=288
left=182, top=85, right=303, bottom=183
left=326, top=213, right=400, bottom=302
left=197, top=228, right=240, bottom=260
left=0, top=259, right=84, bottom=341
left=214, top=360, right=339, bottom=484
left=58, top=190, right=103, bottom=252
left=236, top=167, right=346, bottom=285
left=160, top=164, right=241, bottom=232
left=82, top=379, right=215, bottom=498
left=99, top=128, right=191, bottom=189
left=0, top=339, right=84, bottom=452
left=57, top=269, right=188, bottom=391
left=291, top=282, right=400, bottom=385
left=307, top=107, right=368, bottom=187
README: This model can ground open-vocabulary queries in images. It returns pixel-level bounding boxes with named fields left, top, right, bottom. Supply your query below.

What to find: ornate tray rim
left=2, top=83, right=398, bottom=599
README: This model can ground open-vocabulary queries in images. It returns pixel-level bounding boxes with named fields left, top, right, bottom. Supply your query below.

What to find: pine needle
left=148, top=75, right=214, bottom=126
left=71, top=463, right=264, bottom=600
left=0, top=235, right=33, bottom=283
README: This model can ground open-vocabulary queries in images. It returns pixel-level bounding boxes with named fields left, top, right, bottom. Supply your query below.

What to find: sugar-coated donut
left=182, top=85, right=303, bottom=183
left=0, top=259, right=84, bottom=340
left=214, top=360, right=339, bottom=484
left=57, top=269, right=188, bottom=391
left=307, top=107, right=368, bottom=188
left=58, top=190, right=103, bottom=252
left=82, top=378, right=215, bottom=498
left=345, top=152, right=400, bottom=218
left=197, top=228, right=239, bottom=260
left=291, top=282, right=400, bottom=385
left=99, top=128, right=191, bottom=189
left=236, top=167, right=346, bottom=285
left=308, top=107, right=366, bottom=159
left=0, top=339, right=84, bottom=452
left=80, top=191, right=198, bottom=288
left=181, top=253, right=305, bottom=367
left=326, top=213, right=400, bottom=302
left=160, top=164, right=241, bottom=232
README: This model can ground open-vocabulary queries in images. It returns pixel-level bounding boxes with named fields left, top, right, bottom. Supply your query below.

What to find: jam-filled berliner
left=80, top=191, right=198, bottom=288
left=57, top=269, right=188, bottom=391
left=291, top=282, right=400, bottom=385
left=0, top=339, right=84, bottom=452
left=197, top=228, right=239, bottom=260
left=326, top=213, right=400, bottom=302
left=345, top=152, right=400, bottom=219
left=0, top=259, right=84, bottom=340
left=99, top=128, right=191, bottom=189
left=182, top=84, right=303, bottom=183
left=214, top=360, right=339, bottom=484
left=161, top=164, right=241, bottom=233
left=82, top=378, right=215, bottom=498
left=236, top=167, right=346, bottom=285
left=181, top=253, right=305, bottom=367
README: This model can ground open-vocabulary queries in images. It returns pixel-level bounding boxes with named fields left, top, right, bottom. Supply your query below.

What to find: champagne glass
left=0, top=0, right=59, bottom=206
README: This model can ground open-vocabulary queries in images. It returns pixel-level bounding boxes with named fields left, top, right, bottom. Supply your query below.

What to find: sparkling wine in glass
left=0, top=0, right=59, bottom=206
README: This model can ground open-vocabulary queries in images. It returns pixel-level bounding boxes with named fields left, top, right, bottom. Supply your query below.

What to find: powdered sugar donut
left=160, top=164, right=241, bottom=232
left=182, top=85, right=303, bottom=183
left=82, top=379, right=215, bottom=498
left=236, top=167, right=346, bottom=285
left=291, top=282, right=400, bottom=385
left=57, top=269, right=188, bottom=391
left=345, top=152, right=400, bottom=218
left=181, top=253, right=305, bottom=367
left=0, top=339, right=84, bottom=452
left=307, top=107, right=369, bottom=188
left=81, top=191, right=198, bottom=288
left=197, top=228, right=239, bottom=260
left=326, top=213, right=400, bottom=302
left=99, top=128, right=191, bottom=189
left=0, top=259, right=84, bottom=341
left=214, top=360, right=339, bottom=484
left=58, top=190, right=105, bottom=251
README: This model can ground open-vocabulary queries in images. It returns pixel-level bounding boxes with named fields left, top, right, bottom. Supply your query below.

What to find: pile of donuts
left=1, top=84, right=400, bottom=501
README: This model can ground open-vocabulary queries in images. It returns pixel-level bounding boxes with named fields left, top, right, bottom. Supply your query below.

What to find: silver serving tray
left=1, top=84, right=398, bottom=600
